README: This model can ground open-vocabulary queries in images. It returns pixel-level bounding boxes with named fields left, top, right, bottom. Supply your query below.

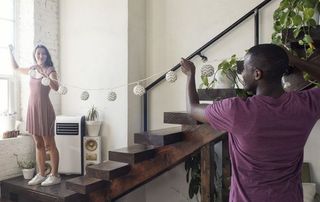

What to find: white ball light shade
left=58, top=86, right=68, bottom=95
left=41, top=77, right=50, bottom=86
left=81, top=91, right=90, bottom=101
left=133, top=84, right=145, bottom=96
left=107, top=91, right=117, bottom=101
left=165, top=71, right=177, bottom=83
left=201, top=64, right=215, bottom=77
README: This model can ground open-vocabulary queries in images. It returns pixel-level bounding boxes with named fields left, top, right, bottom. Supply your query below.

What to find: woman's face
left=35, top=47, right=47, bottom=66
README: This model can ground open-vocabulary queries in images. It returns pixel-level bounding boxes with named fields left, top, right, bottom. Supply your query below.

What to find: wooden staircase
left=65, top=90, right=232, bottom=202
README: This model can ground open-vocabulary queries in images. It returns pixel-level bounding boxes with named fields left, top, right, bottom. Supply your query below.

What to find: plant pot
left=283, top=26, right=320, bottom=58
left=86, top=121, right=102, bottom=136
left=22, top=168, right=35, bottom=179
left=282, top=51, right=320, bottom=91
left=215, top=69, right=236, bottom=89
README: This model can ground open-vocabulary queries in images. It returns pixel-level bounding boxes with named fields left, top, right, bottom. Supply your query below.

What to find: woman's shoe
left=28, top=173, right=46, bottom=186
left=41, top=174, right=61, bottom=186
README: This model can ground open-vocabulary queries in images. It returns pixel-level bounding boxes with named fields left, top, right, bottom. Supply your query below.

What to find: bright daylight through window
left=0, top=0, right=15, bottom=134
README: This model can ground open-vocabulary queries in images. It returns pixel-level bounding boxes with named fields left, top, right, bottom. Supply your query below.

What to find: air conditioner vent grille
left=56, top=123, right=79, bottom=135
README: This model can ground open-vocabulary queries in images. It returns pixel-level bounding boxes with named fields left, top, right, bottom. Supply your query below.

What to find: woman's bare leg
left=43, top=135, right=59, bottom=176
left=33, top=135, right=46, bottom=176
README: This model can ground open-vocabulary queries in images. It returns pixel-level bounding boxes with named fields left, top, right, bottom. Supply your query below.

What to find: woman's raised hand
left=8, top=44, right=14, bottom=54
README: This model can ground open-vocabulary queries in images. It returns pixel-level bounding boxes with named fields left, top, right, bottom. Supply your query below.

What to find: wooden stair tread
left=86, top=161, right=130, bottom=181
left=109, top=144, right=156, bottom=164
left=198, top=89, right=237, bottom=101
left=66, top=176, right=108, bottom=194
left=163, top=111, right=200, bottom=125
left=86, top=125, right=227, bottom=201
left=134, top=127, right=183, bottom=146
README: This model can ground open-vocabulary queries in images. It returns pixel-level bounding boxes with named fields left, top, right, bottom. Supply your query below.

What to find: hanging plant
left=272, top=0, right=320, bottom=58
left=272, top=0, right=320, bottom=87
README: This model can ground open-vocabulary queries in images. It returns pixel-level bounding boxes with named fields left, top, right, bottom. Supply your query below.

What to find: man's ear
left=254, top=69, right=262, bottom=80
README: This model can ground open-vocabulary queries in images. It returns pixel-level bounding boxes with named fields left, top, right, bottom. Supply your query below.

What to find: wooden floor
left=1, top=175, right=87, bottom=202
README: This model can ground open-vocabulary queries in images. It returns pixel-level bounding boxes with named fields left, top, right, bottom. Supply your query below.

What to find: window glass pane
left=0, top=79, right=9, bottom=113
left=0, top=49, right=13, bottom=75
left=0, top=0, right=14, bottom=20
left=0, top=20, right=14, bottom=47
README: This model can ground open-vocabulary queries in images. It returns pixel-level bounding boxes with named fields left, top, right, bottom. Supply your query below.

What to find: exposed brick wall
left=0, top=136, right=35, bottom=181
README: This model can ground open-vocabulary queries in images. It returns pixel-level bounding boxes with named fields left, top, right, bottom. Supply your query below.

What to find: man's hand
left=180, top=58, right=196, bottom=76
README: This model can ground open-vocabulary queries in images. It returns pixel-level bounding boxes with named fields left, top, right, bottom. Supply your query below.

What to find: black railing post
left=254, top=8, right=259, bottom=45
left=143, top=93, right=148, bottom=131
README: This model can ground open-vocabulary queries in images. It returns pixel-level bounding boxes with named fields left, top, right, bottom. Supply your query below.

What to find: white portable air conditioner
left=55, top=115, right=85, bottom=175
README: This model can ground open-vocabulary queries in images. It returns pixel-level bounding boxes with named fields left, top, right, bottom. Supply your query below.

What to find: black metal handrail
left=144, top=0, right=273, bottom=131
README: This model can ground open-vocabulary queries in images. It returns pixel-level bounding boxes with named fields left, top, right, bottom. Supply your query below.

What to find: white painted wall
left=59, top=0, right=129, bottom=160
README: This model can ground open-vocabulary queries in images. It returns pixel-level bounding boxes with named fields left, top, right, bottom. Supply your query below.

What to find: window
left=0, top=0, right=15, bottom=114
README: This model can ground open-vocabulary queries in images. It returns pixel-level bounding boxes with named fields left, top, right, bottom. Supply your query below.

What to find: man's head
left=242, top=44, right=289, bottom=93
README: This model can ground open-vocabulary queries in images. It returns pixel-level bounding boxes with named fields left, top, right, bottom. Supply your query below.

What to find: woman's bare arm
left=9, top=45, right=30, bottom=75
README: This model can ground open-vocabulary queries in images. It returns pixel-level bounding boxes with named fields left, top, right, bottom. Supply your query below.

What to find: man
left=180, top=44, right=320, bottom=202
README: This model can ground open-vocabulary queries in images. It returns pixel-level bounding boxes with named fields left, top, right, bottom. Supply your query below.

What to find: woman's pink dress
left=26, top=66, right=56, bottom=136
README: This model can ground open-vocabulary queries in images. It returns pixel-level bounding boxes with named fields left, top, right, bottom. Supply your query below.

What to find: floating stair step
left=109, top=144, right=156, bottom=164
left=86, top=161, right=130, bottom=181
left=198, top=89, right=237, bottom=101
left=164, top=111, right=200, bottom=125
left=66, top=176, right=109, bottom=194
left=134, top=127, right=183, bottom=146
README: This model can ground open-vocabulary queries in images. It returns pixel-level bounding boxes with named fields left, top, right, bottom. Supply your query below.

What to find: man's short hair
left=246, top=44, right=289, bottom=81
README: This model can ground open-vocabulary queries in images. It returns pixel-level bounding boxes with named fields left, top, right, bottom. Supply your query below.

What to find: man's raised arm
left=180, top=58, right=208, bottom=123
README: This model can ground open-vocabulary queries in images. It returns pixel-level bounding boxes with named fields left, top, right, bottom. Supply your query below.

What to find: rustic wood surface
left=109, top=144, right=157, bottom=164
left=65, top=176, right=108, bottom=195
left=86, top=161, right=130, bottom=181
left=88, top=125, right=226, bottom=201
left=164, top=112, right=200, bottom=125
left=134, top=126, right=183, bottom=146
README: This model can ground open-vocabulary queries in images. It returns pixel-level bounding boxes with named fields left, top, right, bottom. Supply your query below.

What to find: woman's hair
left=33, top=44, right=53, bottom=67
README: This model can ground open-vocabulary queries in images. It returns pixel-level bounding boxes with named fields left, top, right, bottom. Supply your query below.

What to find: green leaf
left=201, top=76, right=209, bottom=86
left=307, top=18, right=317, bottom=27
left=293, top=27, right=301, bottom=38
left=303, top=34, right=314, bottom=43
left=303, top=0, right=317, bottom=8
left=303, top=8, right=315, bottom=20
left=298, top=39, right=305, bottom=45
left=280, top=11, right=289, bottom=26
left=292, top=15, right=302, bottom=26
left=279, top=0, right=290, bottom=9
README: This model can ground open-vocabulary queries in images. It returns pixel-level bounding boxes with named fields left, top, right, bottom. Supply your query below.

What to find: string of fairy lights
left=13, top=46, right=244, bottom=102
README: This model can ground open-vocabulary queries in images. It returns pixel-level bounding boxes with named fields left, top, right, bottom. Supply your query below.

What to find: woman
left=9, top=44, right=61, bottom=186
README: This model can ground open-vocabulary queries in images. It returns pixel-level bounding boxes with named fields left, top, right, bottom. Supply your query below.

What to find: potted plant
left=14, top=154, right=36, bottom=180
left=86, top=105, right=102, bottom=136
left=272, top=0, right=320, bottom=89
left=198, top=55, right=249, bottom=100
left=272, top=0, right=320, bottom=58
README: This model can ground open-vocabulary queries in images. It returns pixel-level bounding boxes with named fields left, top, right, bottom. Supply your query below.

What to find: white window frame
left=0, top=0, right=16, bottom=115
left=0, top=75, right=14, bottom=114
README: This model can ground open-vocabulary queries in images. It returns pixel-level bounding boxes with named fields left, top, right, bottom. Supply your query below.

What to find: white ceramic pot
left=22, top=168, right=35, bottom=179
left=215, top=69, right=236, bottom=89
left=86, top=121, right=102, bottom=136
left=0, top=115, right=16, bottom=131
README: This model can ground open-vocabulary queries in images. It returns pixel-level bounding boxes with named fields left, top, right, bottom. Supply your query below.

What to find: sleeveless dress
left=26, top=66, right=56, bottom=137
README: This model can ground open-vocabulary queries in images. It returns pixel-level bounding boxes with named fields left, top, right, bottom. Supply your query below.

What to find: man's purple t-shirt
left=205, top=88, right=320, bottom=202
